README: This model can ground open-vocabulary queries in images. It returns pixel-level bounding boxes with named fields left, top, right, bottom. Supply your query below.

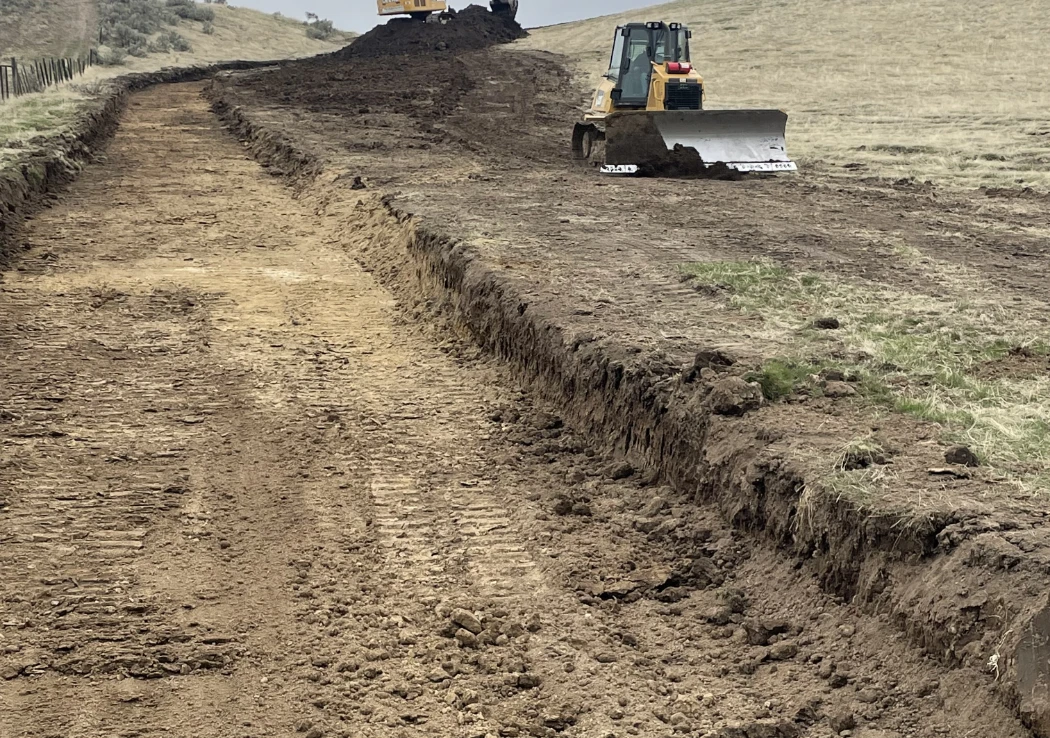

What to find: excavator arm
left=490, top=0, right=519, bottom=19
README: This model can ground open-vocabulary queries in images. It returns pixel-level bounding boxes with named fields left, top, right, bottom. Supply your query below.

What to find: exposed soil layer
left=210, top=43, right=1050, bottom=735
left=340, top=4, right=525, bottom=59
left=1, top=81, right=1035, bottom=738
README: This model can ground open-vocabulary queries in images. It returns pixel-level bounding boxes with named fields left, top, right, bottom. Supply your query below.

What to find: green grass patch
left=746, top=359, right=822, bottom=401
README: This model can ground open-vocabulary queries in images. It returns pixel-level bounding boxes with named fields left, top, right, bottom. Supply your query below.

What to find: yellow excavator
left=376, top=0, right=518, bottom=21
left=572, top=22, right=795, bottom=175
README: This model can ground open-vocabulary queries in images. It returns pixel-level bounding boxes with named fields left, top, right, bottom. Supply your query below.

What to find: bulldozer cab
left=607, top=22, right=692, bottom=108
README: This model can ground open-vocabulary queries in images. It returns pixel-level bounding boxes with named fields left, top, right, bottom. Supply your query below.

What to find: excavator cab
left=573, top=21, right=796, bottom=175
left=376, top=0, right=517, bottom=21
left=376, top=0, right=449, bottom=21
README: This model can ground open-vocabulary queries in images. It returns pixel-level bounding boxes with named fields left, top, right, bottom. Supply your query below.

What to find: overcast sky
left=233, top=0, right=656, bottom=33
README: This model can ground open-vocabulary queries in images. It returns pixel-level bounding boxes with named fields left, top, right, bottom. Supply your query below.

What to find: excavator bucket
left=489, top=0, right=518, bottom=19
left=601, top=110, right=796, bottom=175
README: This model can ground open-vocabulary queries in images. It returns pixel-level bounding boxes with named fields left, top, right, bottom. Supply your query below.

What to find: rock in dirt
left=454, top=629, right=479, bottom=648
left=768, top=642, right=799, bottom=661
left=552, top=496, right=574, bottom=516
left=517, top=673, right=542, bottom=689
left=720, top=587, right=749, bottom=614
left=829, top=673, right=849, bottom=689
left=812, top=316, right=841, bottom=329
left=823, top=381, right=857, bottom=398
left=340, top=5, right=526, bottom=59
left=640, top=495, right=668, bottom=517
left=944, top=444, right=980, bottom=467
left=914, top=678, right=939, bottom=697
left=743, top=619, right=791, bottom=646
left=605, top=461, right=635, bottom=480
left=829, top=712, right=856, bottom=733
left=684, top=348, right=737, bottom=381
left=570, top=502, right=593, bottom=516
left=707, top=377, right=763, bottom=416
left=700, top=605, right=733, bottom=625
left=451, top=609, right=484, bottom=635
left=855, top=687, right=881, bottom=704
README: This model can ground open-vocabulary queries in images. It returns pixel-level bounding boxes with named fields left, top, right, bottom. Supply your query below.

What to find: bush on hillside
left=169, top=32, right=192, bottom=51
left=306, top=18, right=334, bottom=40
left=110, top=23, right=146, bottom=49
left=202, top=21, right=215, bottom=34
left=147, top=34, right=171, bottom=53
left=166, top=0, right=215, bottom=23
left=100, top=0, right=180, bottom=49
left=146, top=30, right=191, bottom=53
left=99, top=48, right=128, bottom=66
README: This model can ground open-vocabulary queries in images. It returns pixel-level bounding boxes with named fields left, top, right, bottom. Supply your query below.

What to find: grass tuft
left=746, top=359, right=820, bottom=401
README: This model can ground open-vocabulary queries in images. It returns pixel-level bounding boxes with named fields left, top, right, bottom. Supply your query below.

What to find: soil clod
left=945, top=444, right=981, bottom=467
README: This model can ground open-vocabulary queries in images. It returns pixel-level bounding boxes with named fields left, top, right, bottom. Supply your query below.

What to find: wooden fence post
left=11, top=57, right=18, bottom=96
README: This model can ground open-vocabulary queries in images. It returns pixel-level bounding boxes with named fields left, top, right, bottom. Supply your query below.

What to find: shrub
left=147, top=35, right=172, bottom=53
left=170, top=32, right=192, bottom=51
left=306, top=18, right=334, bottom=40
left=111, top=23, right=146, bottom=49
left=99, top=0, right=179, bottom=47
left=147, top=30, right=192, bottom=54
left=99, top=48, right=128, bottom=66
left=172, top=4, right=215, bottom=22
left=202, top=20, right=215, bottom=35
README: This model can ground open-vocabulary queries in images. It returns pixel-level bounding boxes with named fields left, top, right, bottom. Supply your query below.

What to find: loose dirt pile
left=340, top=4, right=525, bottom=59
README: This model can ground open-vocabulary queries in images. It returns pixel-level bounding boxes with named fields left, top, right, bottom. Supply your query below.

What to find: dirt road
left=0, top=83, right=1033, bottom=737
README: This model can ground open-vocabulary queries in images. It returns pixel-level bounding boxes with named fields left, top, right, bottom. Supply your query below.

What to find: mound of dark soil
left=340, top=4, right=526, bottom=59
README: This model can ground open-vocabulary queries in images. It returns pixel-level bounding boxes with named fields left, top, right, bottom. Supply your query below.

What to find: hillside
left=0, top=0, right=352, bottom=160
left=519, top=0, right=1050, bottom=189
left=0, top=0, right=99, bottom=58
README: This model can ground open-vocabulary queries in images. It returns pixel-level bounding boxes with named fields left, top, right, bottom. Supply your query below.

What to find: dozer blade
left=602, top=110, right=796, bottom=176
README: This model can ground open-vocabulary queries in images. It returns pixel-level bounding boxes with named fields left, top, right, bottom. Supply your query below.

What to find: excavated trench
left=0, top=14, right=1047, bottom=738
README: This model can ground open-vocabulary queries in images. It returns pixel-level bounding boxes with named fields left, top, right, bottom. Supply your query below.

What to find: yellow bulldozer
left=572, top=22, right=795, bottom=175
left=376, top=0, right=518, bottom=21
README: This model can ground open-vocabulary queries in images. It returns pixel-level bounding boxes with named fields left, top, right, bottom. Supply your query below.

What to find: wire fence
left=0, top=50, right=99, bottom=103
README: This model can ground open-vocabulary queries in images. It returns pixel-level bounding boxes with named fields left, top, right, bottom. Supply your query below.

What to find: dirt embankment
left=205, top=34, right=1050, bottom=738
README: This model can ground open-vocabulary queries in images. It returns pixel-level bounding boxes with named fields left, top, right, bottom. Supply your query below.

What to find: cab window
left=605, top=29, right=626, bottom=80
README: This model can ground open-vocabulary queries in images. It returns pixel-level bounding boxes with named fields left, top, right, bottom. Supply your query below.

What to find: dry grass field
left=520, top=0, right=1050, bottom=189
